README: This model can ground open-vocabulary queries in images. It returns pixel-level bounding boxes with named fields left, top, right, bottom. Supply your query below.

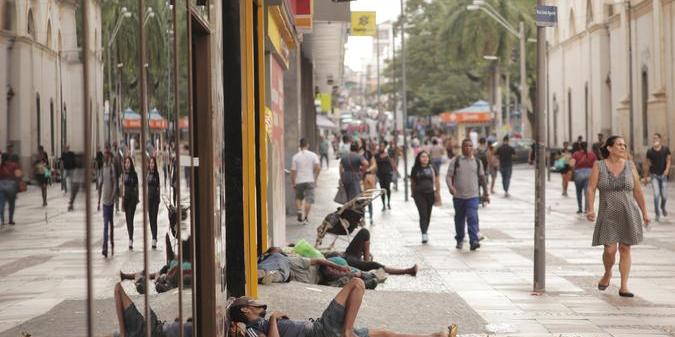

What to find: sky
left=344, top=0, right=401, bottom=72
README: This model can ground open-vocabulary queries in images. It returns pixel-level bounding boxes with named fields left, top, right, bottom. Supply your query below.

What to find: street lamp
left=484, top=55, right=502, bottom=136
left=467, top=0, right=529, bottom=137
left=106, top=7, right=132, bottom=144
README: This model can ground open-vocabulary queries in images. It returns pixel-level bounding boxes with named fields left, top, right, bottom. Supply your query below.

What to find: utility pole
left=400, top=0, right=409, bottom=202
left=376, top=25, right=382, bottom=119
left=626, top=0, right=635, bottom=154
left=533, top=0, right=547, bottom=293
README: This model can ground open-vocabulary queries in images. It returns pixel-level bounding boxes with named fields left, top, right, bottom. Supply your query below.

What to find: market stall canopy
left=317, top=114, right=338, bottom=130
left=149, top=108, right=168, bottom=130
left=123, top=107, right=168, bottom=130
left=122, top=108, right=142, bottom=129
left=439, top=100, right=493, bottom=124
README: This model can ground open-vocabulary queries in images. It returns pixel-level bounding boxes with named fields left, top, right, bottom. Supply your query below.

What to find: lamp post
left=484, top=55, right=502, bottom=137
left=106, top=7, right=131, bottom=145
left=400, top=0, right=409, bottom=202
left=468, top=0, right=529, bottom=137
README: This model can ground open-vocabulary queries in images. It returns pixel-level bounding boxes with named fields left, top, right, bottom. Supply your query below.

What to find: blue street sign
left=536, top=5, right=557, bottom=27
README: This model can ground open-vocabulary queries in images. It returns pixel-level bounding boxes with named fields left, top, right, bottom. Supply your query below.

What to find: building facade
left=546, top=0, right=675, bottom=159
left=0, top=0, right=104, bottom=173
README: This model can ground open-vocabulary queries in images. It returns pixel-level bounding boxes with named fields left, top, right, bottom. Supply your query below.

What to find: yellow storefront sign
left=351, top=11, right=376, bottom=36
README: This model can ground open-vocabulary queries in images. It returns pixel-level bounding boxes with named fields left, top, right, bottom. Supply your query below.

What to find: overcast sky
left=345, top=0, right=401, bottom=72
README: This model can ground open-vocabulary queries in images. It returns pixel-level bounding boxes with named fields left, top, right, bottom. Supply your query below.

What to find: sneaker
left=302, top=217, right=310, bottom=225
left=455, top=241, right=463, bottom=250
left=297, top=211, right=303, bottom=222
left=470, top=242, right=481, bottom=251
left=152, top=239, right=157, bottom=249
left=421, top=233, right=428, bottom=244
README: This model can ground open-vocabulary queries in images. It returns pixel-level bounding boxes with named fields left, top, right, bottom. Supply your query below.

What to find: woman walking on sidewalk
left=33, top=146, right=50, bottom=207
left=486, top=142, right=499, bottom=194
left=147, top=156, right=161, bottom=249
left=376, top=143, right=394, bottom=211
left=100, top=150, right=117, bottom=258
left=411, top=151, right=441, bottom=244
left=121, top=157, right=139, bottom=250
left=571, top=141, right=597, bottom=214
left=587, top=136, right=650, bottom=298
left=0, top=154, right=20, bottom=226
left=558, top=141, right=573, bottom=196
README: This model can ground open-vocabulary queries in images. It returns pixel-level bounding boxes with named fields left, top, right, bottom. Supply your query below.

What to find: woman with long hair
left=570, top=141, right=597, bottom=214
left=486, top=142, right=499, bottom=194
left=147, top=156, right=161, bottom=249
left=587, top=136, right=649, bottom=297
left=376, top=142, right=394, bottom=211
left=410, top=151, right=440, bottom=244
left=122, top=156, right=139, bottom=250
left=361, top=141, right=378, bottom=224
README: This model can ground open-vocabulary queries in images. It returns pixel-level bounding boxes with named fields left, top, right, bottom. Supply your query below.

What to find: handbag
left=334, top=180, right=348, bottom=204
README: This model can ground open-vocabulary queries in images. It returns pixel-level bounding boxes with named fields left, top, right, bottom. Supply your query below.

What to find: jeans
left=124, top=200, right=137, bottom=241
left=574, top=168, right=591, bottom=212
left=500, top=166, right=513, bottom=192
left=413, top=192, right=434, bottom=234
left=148, top=196, right=160, bottom=241
left=0, top=180, right=18, bottom=224
left=453, top=197, right=480, bottom=244
left=102, top=204, right=114, bottom=252
left=431, top=159, right=443, bottom=175
left=651, top=174, right=668, bottom=217
left=320, top=153, right=329, bottom=168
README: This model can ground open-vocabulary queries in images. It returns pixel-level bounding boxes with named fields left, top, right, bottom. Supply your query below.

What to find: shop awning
left=317, top=114, right=337, bottom=130
left=123, top=108, right=168, bottom=130
left=440, top=100, right=493, bottom=124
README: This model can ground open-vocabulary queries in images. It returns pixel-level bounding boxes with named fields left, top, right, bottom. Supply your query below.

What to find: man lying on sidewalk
left=228, top=278, right=458, bottom=337
left=113, top=282, right=192, bottom=337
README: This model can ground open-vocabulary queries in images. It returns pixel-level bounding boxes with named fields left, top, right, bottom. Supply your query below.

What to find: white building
left=546, top=0, right=675, bottom=159
left=0, top=0, right=103, bottom=172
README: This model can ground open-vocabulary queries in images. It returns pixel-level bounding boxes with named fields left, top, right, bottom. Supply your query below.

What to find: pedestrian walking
left=0, top=153, right=20, bottom=226
left=362, top=141, right=378, bottom=224
left=121, top=156, right=139, bottom=250
left=495, top=136, right=515, bottom=197
left=291, top=138, right=320, bottom=225
left=340, top=143, right=368, bottom=202
left=147, top=156, right=161, bottom=249
left=319, top=136, right=331, bottom=169
left=33, top=145, right=50, bottom=206
left=643, top=133, right=671, bottom=222
left=592, top=133, right=605, bottom=160
left=112, top=143, right=124, bottom=213
left=68, top=154, right=84, bottom=211
left=376, top=143, right=394, bottom=211
left=95, top=146, right=104, bottom=211
left=62, top=145, right=75, bottom=194
left=447, top=139, right=489, bottom=251
left=486, top=141, right=499, bottom=194
left=388, top=140, right=400, bottom=191
left=587, top=135, right=650, bottom=298
left=570, top=141, right=597, bottom=214
left=430, top=138, right=445, bottom=174
left=161, top=145, right=169, bottom=188
left=100, top=149, right=117, bottom=258
left=339, top=135, right=352, bottom=160
left=475, top=138, right=489, bottom=187
left=411, top=151, right=441, bottom=244
left=555, top=141, right=573, bottom=196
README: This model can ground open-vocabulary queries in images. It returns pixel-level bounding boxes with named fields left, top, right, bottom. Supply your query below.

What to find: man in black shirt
left=592, top=133, right=604, bottom=160
left=644, top=133, right=671, bottom=222
left=495, top=136, right=516, bottom=197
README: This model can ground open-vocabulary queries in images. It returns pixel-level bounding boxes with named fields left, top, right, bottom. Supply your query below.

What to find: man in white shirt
left=291, top=138, right=321, bottom=224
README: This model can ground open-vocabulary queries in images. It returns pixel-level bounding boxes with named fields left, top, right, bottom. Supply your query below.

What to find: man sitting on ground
left=228, top=278, right=458, bottom=337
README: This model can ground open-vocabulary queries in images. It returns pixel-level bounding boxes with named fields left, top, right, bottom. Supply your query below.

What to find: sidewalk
left=279, top=158, right=675, bottom=337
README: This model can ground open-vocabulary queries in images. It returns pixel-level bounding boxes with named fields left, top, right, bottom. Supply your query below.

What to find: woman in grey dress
left=587, top=136, right=650, bottom=297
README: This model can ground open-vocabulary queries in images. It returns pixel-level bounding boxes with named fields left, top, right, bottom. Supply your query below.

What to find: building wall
left=547, top=0, right=675, bottom=161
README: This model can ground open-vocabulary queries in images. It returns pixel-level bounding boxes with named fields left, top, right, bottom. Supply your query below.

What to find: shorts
left=123, top=303, right=160, bottom=337
left=295, top=182, right=315, bottom=204
left=306, top=300, right=369, bottom=337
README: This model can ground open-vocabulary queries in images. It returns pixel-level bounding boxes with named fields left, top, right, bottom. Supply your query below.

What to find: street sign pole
left=534, top=2, right=556, bottom=293
left=400, top=0, right=409, bottom=202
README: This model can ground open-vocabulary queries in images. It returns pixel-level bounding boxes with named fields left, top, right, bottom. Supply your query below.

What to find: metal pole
left=627, top=1, right=635, bottom=154
left=400, top=0, right=409, bottom=202
left=495, top=59, right=502, bottom=137
left=376, top=25, right=382, bottom=131
left=505, top=70, right=510, bottom=132
left=107, top=29, right=113, bottom=145
left=137, top=0, right=151, bottom=335
left=533, top=1, right=546, bottom=293
left=392, top=24, right=397, bottom=139
left=520, top=21, right=528, bottom=137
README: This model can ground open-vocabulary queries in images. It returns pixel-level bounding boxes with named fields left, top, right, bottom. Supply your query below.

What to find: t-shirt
left=647, top=146, right=671, bottom=175
left=288, top=256, right=319, bottom=284
left=291, top=150, right=319, bottom=184
left=319, top=140, right=330, bottom=155
left=430, top=144, right=446, bottom=160
left=572, top=151, right=597, bottom=169
left=411, top=166, right=435, bottom=194
left=446, top=155, right=484, bottom=199
left=246, top=318, right=312, bottom=337
left=496, top=145, right=516, bottom=168
left=257, top=253, right=291, bottom=281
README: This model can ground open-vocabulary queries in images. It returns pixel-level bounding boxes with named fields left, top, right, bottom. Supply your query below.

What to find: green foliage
left=383, top=0, right=536, bottom=118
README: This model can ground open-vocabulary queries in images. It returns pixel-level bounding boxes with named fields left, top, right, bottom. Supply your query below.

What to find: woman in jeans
left=410, top=151, right=441, bottom=244
left=100, top=150, right=117, bottom=257
left=376, top=143, right=394, bottom=211
left=147, top=156, right=161, bottom=249
left=570, top=141, right=597, bottom=214
left=0, top=154, right=20, bottom=226
left=122, top=157, right=139, bottom=250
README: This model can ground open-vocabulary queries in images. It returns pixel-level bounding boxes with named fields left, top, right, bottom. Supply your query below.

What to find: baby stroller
left=315, top=189, right=384, bottom=250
